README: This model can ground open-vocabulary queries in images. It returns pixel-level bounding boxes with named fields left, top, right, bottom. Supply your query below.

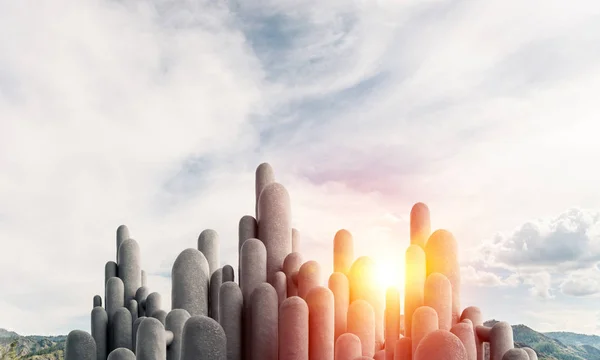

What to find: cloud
left=468, top=208, right=600, bottom=299
left=477, top=208, right=600, bottom=270
left=0, top=0, right=268, bottom=335
left=523, top=308, right=600, bottom=334
left=2, top=0, right=600, bottom=336
left=523, top=272, right=554, bottom=300
left=560, top=269, right=600, bottom=297
left=460, top=265, right=520, bottom=288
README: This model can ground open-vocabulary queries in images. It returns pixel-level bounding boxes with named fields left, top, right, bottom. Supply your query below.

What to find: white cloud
left=560, top=269, right=600, bottom=297
left=460, top=265, right=519, bottom=288
left=478, top=208, right=600, bottom=270
left=523, top=272, right=554, bottom=300
left=2, top=0, right=600, bottom=336
left=523, top=309, right=600, bottom=335
left=0, top=0, right=267, bottom=335
left=468, top=208, right=600, bottom=300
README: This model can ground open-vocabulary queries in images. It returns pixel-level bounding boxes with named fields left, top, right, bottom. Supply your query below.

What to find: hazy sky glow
left=1, top=0, right=600, bottom=336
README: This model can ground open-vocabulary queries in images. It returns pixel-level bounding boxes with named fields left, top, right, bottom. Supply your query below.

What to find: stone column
left=307, top=287, right=335, bottom=360
left=425, top=230, right=461, bottom=326
left=404, top=245, right=425, bottom=339
left=328, top=272, right=349, bottom=343
left=279, top=296, right=309, bottom=360
left=333, top=230, right=354, bottom=275
left=219, top=282, right=242, bottom=360
left=65, top=330, right=96, bottom=360
left=171, top=248, right=210, bottom=317
left=347, top=300, right=375, bottom=358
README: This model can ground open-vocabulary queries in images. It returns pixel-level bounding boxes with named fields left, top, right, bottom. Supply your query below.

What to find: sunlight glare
left=375, top=259, right=403, bottom=291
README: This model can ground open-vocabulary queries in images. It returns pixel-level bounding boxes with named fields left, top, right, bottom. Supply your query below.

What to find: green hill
left=1, top=324, right=600, bottom=360
left=544, top=331, right=600, bottom=350
left=0, top=329, right=64, bottom=360
left=486, top=320, right=600, bottom=360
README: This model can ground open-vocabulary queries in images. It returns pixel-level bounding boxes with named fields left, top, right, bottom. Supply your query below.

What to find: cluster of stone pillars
left=64, top=163, right=539, bottom=360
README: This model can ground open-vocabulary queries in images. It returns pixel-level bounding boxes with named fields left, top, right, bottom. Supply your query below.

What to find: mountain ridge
left=484, top=320, right=600, bottom=360
left=1, top=324, right=599, bottom=359
left=0, top=329, right=65, bottom=360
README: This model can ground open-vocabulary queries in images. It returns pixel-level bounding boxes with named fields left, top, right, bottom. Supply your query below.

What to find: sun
left=375, top=259, right=404, bottom=291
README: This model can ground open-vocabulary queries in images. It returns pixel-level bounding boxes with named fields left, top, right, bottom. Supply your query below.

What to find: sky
left=1, top=0, right=600, bottom=336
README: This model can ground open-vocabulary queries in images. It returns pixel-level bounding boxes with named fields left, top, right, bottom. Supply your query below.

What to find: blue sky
left=1, top=0, right=600, bottom=336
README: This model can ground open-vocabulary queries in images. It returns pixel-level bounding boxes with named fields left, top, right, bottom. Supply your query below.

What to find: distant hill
left=486, top=320, right=600, bottom=360
left=544, top=331, right=600, bottom=350
left=1, top=324, right=600, bottom=360
left=0, top=329, right=65, bottom=360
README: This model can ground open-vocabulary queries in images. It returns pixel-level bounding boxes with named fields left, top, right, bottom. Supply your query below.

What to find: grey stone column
left=222, top=265, right=235, bottom=283
left=135, top=287, right=149, bottom=317
left=502, top=349, right=529, bottom=360
left=240, top=238, right=267, bottom=358
left=250, top=283, right=278, bottom=360
left=118, top=238, right=142, bottom=305
left=166, top=309, right=191, bottom=360
left=523, top=348, right=538, bottom=360
left=128, top=300, right=138, bottom=324
left=113, top=307, right=132, bottom=351
left=240, top=239, right=267, bottom=302
left=152, top=310, right=167, bottom=326
left=255, top=162, right=275, bottom=218
left=136, top=317, right=166, bottom=360
left=171, top=248, right=210, bottom=316
left=198, top=229, right=220, bottom=276
left=65, top=330, right=96, bottom=360
left=181, top=316, right=227, bottom=360
left=107, top=348, right=135, bottom=360
left=106, top=277, right=125, bottom=352
left=145, top=292, right=162, bottom=319
left=219, top=282, right=242, bottom=360
left=210, top=268, right=223, bottom=322
left=105, top=261, right=118, bottom=293
left=91, top=306, right=108, bottom=360
left=131, top=317, right=145, bottom=354
left=116, top=225, right=130, bottom=263
left=238, top=215, right=258, bottom=281
left=257, top=182, right=292, bottom=283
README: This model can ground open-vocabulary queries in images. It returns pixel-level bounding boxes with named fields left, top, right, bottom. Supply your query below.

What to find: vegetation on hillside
left=484, top=320, right=600, bottom=360
left=0, top=331, right=65, bottom=360
left=1, top=323, right=600, bottom=360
